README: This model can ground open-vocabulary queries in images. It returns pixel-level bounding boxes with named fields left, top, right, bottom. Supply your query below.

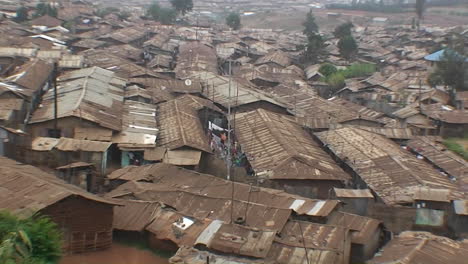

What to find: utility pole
left=227, top=60, right=232, bottom=181
left=53, top=62, right=58, bottom=137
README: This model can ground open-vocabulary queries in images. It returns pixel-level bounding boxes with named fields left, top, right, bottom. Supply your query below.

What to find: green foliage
left=327, top=73, right=346, bottom=90
left=15, top=7, right=28, bottom=22
left=338, top=35, right=358, bottom=60
left=146, top=2, right=177, bottom=24
left=443, top=139, right=468, bottom=160
left=322, top=63, right=376, bottom=93
left=303, top=33, right=325, bottom=64
left=319, top=63, right=338, bottom=77
left=33, top=3, right=57, bottom=18
left=431, top=50, right=466, bottom=91
left=0, top=211, right=62, bottom=264
left=170, top=0, right=193, bottom=15
left=226, top=12, right=241, bottom=30
left=333, top=22, right=354, bottom=39
left=415, top=0, right=426, bottom=20
left=302, top=9, right=318, bottom=39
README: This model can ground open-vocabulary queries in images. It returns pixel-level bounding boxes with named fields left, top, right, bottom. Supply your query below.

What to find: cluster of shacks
left=1, top=1, right=468, bottom=263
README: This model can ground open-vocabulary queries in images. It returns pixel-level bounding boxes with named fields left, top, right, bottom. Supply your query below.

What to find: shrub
left=319, top=63, right=338, bottom=77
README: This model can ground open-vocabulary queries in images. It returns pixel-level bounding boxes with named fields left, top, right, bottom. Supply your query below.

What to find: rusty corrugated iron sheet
left=0, top=156, right=117, bottom=217
left=106, top=163, right=340, bottom=217
left=315, top=127, right=461, bottom=205
left=368, top=231, right=468, bottom=264
left=235, top=109, right=350, bottom=181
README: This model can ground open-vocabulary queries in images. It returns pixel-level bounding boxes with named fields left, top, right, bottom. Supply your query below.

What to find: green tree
left=333, top=22, right=354, bottom=39
left=302, top=9, right=318, bottom=38
left=0, top=211, right=62, bottom=264
left=118, top=10, right=131, bottom=20
left=226, top=12, right=241, bottom=30
left=170, top=0, right=193, bottom=15
left=15, top=7, right=28, bottom=22
left=429, top=50, right=466, bottom=91
left=319, top=63, right=338, bottom=77
left=338, top=35, right=358, bottom=61
left=146, top=2, right=176, bottom=24
left=415, top=0, right=425, bottom=29
left=33, top=3, right=57, bottom=18
left=303, top=33, right=325, bottom=63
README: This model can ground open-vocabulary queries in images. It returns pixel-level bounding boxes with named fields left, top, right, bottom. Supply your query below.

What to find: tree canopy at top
left=226, top=12, right=241, bottom=30
left=170, top=0, right=193, bottom=15
left=302, top=9, right=318, bottom=38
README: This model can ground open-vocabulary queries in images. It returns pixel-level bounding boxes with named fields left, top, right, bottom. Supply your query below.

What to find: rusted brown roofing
left=5, top=59, right=53, bottom=98
left=83, top=49, right=166, bottom=79
left=128, top=78, right=175, bottom=103
left=173, top=94, right=223, bottom=112
left=175, top=42, right=218, bottom=79
left=235, top=109, right=350, bottom=181
left=147, top=78, right=202, bottom=94
left=112, top=199, right=162, bottom=231
left=327, top=211, right=381, bottom=245
left=315, top=127, right=461, bottom=205
left=107, top=181, right=291, bottom=231
left=255, top=50, right=291, bottom=68
left=422, top=104, right=468, bottom=124
left=193, top=71, right=289, bottom=110
left=29, top=66, right=126, bottom=131
left=156, top=98, right=211, bottom=153
left=351, top=126, right=414, bottom=139
left=102, top=27, right=146, bottom=44
left=30, top=15, right=63, bottom=28
left=407, top=136, right=468, bottom=184
left=0, top=156, right=116, bottom=217
left=367, top=231, right=468, bottom=264
left=107, top=163, right=341, bottom=217
left=333, top=188, right=374, bottom=198
left=72, top=39, right=106, bottom=49
left=104, top=44, right=142, bottom=61
left=56, top=162, right=93, bottom=170
left=196, top=221, right=276, bottom=258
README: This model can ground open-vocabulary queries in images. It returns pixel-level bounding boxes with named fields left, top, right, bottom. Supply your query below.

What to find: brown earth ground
left=60, top=243, right=169, bottom=264
left=242, top=5, right=468, bottom=31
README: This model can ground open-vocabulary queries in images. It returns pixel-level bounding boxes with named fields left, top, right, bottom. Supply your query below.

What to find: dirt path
left=60, top=243, right=169, bottom=264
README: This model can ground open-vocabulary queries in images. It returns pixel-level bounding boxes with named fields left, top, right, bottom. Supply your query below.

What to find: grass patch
left=320, top=63, right=376, bottom=91
left=443, top=138, right=468, bottom=160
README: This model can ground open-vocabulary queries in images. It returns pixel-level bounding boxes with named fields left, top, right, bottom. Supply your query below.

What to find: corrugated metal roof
left=112, top=100, right=158, bottom=146
left=29, top=66, right=126, bottom=131
left=408, top=137, right=468, bottom=184
left=106, top=163, right=340, bottom=217
left=175, top=42, right=218, bottom=79
left=255, top=50, right=291, bottom=68
left=107, top=181, right=291, bottom=231
left=327, top=211, right=381, bottom=245
left=333, top=188, right=374, bottom=198
left=0, top=156, right=116, bottom=217
left=235, top=109, right=350, bottom=181
left=193, top=71, right=289, bottom=109
left=413, top=187, right=451, bottom=202
left=315, top=127, right=461, bottom=205
left=368, top=231, right=468, bottom=264
left=156, top=98, right=211, bottom=153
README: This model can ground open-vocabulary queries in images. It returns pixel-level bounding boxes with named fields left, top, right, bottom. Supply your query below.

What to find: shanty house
left=28, top=66, right=126, bottom=139
left=315, top=127, right=462, bottom=233
left=28, top=137, right=112, bottom=191
left=0, top=157, right=116, bottom=254
left=1, top=59, right=54, bottom=124
left=234, top=109, right=351, bottom=198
